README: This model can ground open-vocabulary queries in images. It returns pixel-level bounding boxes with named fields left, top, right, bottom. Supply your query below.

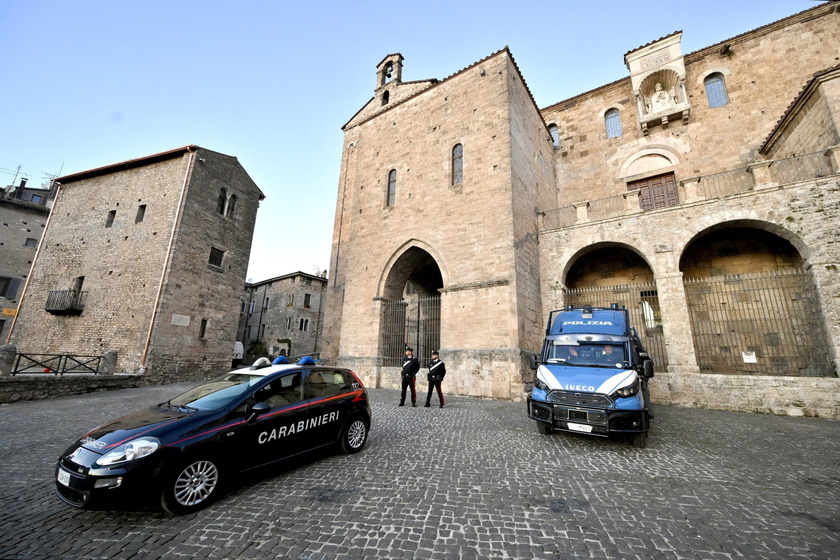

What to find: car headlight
left=95, top=437, right=160, bottom=466
left=613, top=376, right=640, bottom=399
left=534, top=377, right=550, bottom=393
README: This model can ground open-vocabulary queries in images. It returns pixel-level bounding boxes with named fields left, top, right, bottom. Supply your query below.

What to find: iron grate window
left=209, top=247, right=225, bottom=268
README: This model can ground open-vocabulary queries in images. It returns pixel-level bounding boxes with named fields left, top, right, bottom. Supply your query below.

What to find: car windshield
left=167, top=373, right=266, bottom=411
left=547, top=342, right=627, bottom=368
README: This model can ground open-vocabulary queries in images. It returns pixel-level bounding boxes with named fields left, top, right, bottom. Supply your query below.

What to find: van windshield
left=548, top=342, right=627, bottom=368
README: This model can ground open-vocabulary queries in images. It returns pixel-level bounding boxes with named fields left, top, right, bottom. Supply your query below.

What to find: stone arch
left=619, top=146, right=681, bottom=180
left=378, top=239, right=448, bottom=298
left=562, top=241, right=668, bottom=370
left=377, top=240, right=446, bottom=368
left=640, top=69, right=684, bottom=106
left=678, top=219, right=832, bottom=376
left=696, top=66, right=732, bottom=88
left=676, top=216, right=811, bottom=268
left=563, top=242, right=654, bottom=286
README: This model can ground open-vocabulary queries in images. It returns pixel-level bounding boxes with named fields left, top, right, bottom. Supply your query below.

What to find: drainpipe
left=140, top=148, right=196, bottom=372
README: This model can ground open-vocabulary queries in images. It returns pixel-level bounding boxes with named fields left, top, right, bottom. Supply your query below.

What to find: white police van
left=527, top=305, right=654, bottom=448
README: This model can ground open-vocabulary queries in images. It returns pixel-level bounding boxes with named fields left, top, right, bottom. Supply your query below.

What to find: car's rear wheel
left=339, top=416, right=368, bottom=454
left=161, top=457, right=223, bottom=515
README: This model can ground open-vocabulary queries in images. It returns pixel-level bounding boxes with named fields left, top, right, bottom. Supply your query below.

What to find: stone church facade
left=324, top=4, right=840, bottom=417
left=8, top=146, right=264, bottom=382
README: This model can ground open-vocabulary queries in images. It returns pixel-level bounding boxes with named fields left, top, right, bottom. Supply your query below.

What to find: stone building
left=323, top=4, right=840, bottom=417
left=8, top=146, right=264, bottom=382
left=237, top=271, right=328, bottom=363
left=0, top=179, right=53, bottom=342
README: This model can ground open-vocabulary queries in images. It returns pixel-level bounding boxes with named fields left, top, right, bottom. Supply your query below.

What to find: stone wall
left=0, top=374, right=144, bottom=404
left=540, top=4, right=840, bottom=208
left=10, top=156, right=186, bottom=373
left=146, top=148, right=262, bottom=380
left=0, top=198, right=48, bottom=342
left=538, top=174, right=840, bottom=378
left=651, top=372, right=840, bottom=419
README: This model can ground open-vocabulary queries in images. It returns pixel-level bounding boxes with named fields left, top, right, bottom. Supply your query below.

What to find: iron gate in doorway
left=381, top=295, right=441, bottom=368
left=684, top=268, right=833, bottom=375
left=565, top=283, right=668, bottom=372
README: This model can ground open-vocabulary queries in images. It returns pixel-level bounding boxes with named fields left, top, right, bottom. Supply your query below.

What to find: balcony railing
left=45, top=290, right=87, bottom=315
left=540, top=147, right=839, bottom=231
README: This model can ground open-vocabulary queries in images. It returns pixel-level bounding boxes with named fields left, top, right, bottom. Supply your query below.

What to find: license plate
left=57, top=469, right=71, bottom=487
left=567, top=422, right=593, bottom=433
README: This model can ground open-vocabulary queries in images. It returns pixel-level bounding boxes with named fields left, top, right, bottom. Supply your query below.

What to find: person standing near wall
left=425, top=350, right=446, bottom=408
left=399, top=347, right=420, bottom=407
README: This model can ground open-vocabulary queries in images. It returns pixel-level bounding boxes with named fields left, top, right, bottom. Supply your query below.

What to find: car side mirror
left=247, top=401, right=271, bottom=423
left=642, top=359, right=654, bottom=378
left=529, top=354, right=538, bottom=370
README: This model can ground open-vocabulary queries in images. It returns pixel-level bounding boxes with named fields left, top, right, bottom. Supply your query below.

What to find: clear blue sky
left=1, top=0, right=822, bottom=282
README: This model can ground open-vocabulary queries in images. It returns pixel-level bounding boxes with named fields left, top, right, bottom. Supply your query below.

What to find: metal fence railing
left=564, top=282, right=668, bottom=372
left=12, top=353, right=103, bottom=375
left=381, top=295, right=441, bottom=368
left=684, top=268, right=833, bottom=376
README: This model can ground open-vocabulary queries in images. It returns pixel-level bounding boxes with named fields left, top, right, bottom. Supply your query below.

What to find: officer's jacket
left=401, top=356, right=420, bottom=377
left=428, top=359, right=446, bottom=381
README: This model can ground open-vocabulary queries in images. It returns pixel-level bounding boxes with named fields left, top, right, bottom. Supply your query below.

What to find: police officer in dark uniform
left=399, top=347, right=420, bottom=407
left=425, top=350, right=446, bottom=408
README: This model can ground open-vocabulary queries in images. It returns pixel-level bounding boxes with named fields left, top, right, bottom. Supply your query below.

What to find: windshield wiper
left=160, top=400, right=198, bottom=412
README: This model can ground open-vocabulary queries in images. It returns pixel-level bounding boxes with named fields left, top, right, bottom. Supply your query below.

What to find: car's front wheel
left=161, top=457, right=223, bottom=515
left=631, top=432, right=647, bottom=449
left=537, top=422, right=553, bottom=435
left=339, top=416, right=369, bottom=454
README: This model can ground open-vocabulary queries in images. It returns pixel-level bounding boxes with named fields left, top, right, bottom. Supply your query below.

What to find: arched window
left=605, top=109, right=622, bottom=139
left=217, top=188, right=227, bottom=214
left=381, top=90, right=390, bottom=106
left=226, top=194, right=237, bottom=218
left=452, top=144, right=463, bottom=186
left=704, top=73, right=729, bottom=108
left=387, top=170, right=397, bottom=206
left=548, top=124, right=560, bottom=148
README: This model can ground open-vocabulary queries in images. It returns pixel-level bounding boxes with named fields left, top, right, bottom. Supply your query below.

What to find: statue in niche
left=646, top=82, right=676, bottom=114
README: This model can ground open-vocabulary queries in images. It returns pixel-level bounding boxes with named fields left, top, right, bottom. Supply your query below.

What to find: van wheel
left=537, top=422, right=553, bottom=435
left=161, top=457, right=223, bottom=515
left=340, top=416, right=369, bottom=454
left=631, top=432, right=647, bottom=449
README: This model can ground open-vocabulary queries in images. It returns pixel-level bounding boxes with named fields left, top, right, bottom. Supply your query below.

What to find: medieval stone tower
left=9, top=146, right=264, bottom=381
left=322, top=50, right=555, bottom=398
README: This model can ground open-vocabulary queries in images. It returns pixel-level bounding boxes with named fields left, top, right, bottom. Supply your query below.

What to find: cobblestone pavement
left=0, top=383, right=838, bottom=560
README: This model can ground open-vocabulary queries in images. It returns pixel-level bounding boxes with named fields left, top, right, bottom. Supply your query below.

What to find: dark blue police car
left=55, top=357, right=371, bottom=514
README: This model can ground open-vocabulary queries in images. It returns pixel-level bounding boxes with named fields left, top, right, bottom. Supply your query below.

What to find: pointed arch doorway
left=379, top=247, right=443, bottom=368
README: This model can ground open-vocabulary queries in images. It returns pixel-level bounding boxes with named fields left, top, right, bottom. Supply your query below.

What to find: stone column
left=748, top=161, right=776, bottom=190
left=808, top=263, right=840, bottom=375
left=0, top=344, right=16, bottom=377
left=825, top=145, right=840, bottom=173
left=680, top=176, right=702, bottom=202
left=574, top=201, right=590, bottom=223
left=623, top=190, right=642, bottom=213
left=99, top=350, right=118, bottom=376
left=655, top=272, right=699, bottom=373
